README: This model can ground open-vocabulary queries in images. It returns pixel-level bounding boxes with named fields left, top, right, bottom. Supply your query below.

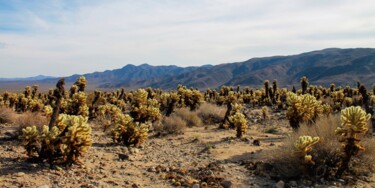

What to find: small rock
left=221, top=180, right=233, bottom=188
left=276, top=180, right=285, bottom=188
left=148, top=167, right=156, bottom=172
left=289, top=181, right=297, bottom=187
left=38, top=185, right=49, bottom=188
left=192, top=184, right=200, bottom=188
left=129, top=148, right=140, bottom=154
left=118, top=153, right=129, bottom=161
left=253, top=140, right=260, bottom=146
left=337, top=179, right=345, bottom=183
left=16, top=172, right=25, bottom=177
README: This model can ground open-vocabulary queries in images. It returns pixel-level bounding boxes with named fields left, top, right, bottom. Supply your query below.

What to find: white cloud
left=1, top=0, right=375, bottom=77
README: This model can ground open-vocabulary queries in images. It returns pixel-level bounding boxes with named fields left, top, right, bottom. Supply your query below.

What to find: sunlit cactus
left=130, top=89, right=161, bottom=123
left=229, top=112, right=247, bottom=138
left=322, top=103, right=332, bottom=117
left=300, top=76, right=309, bottom=94
left=74, top=76, right=87, bottom=92
left=111, top=114, right=149, bottom=147
left=19, top=114, right=92, bottom=165
left=294, top=135, right=320, bottom=164
left=286, top=92, right=323, bottom=129
left=67, top=92, right=89, bottom=117
left=335, top=106, right=371, bottom=177
left=31, top=85, right=39, bottom=99
left=262, top=106, right=268, bottom=120
left=264, top=80, right=270, bottom=98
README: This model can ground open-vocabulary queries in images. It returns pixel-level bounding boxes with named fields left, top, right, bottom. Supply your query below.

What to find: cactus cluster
left=335, top=106, right=371, bottom=177
left=286, top=92, right=323, bottom=129
left=19, top=114, right=92, bottom=165
left=294, top=135, right=320, bottom=164
left=229, top=112, right=247, bottom=138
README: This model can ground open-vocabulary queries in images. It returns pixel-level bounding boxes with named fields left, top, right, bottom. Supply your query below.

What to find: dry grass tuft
left=196, top=102, right=226, bottom=125
left=15, top=112, right=48, bottom=135
left=174, top=108, right=202, bottom=127
left=154, top=114, right=187, bottom=135
left=265, top=114, right=375, bottom=180
left=0, top=106, right=16, bottom=124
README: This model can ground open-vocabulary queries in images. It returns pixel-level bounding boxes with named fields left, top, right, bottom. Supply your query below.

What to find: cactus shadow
left=0, top=157, right=45, bottom=176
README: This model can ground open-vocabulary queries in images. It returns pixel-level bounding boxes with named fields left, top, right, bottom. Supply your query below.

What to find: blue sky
left=1, top=0, right=375, bottom=77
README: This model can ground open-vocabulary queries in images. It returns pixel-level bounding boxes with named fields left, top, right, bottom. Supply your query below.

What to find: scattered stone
left=118, top=153, right=129, bottom=161
left=129, top=148, right=140, bottom=154
left=192, top=183, right=200, bottom=188
left=16, top=172, right=25, bottom=177
left=253, top=140, right=260, bottom=146
left=276, top=180, right=285, bottom=188
left=148, top=167, right=156, bottom=172
left=38, top=185, right=49, bottom=188
left=289, top=181, right=297, bottom=187
left=221, top=180, right=233, bottom=188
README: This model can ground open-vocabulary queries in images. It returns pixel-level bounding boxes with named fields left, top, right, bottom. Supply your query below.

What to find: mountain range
left=1, top=48, right=375, bottom=91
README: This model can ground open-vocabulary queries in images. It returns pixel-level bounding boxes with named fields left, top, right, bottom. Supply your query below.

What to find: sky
left=1, top=0, right=375, bottom=78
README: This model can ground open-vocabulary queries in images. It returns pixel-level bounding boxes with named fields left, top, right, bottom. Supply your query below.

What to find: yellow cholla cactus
left=231, top=103, right=243, bottom=113
left=286, top=92, right=323, bottom=129
left=262, top=106, right=268, bottom=120
left=294, top=135, right=320, bottom=164
left=19, top=114, right=92, bottom=164
left=229, top=112, right=247, bottom=138
left=61, top=116, right=93, bottom=159
left=43, top=105, right=53, bottom=119
left=335, top=106, right=370, bottom=139
left=112, top=114, right=149, bottom=147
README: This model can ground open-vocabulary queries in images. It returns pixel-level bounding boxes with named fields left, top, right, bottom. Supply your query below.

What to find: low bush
left=196, top=102, right=226, bottom=124
left=154, top=114, right=187, bottom=135
left=174, top=108, right=202, bottom=127
left=0, top=106, right=16, bottom=124
left=15, top=112, right=47, bottom=135
left=265, top=112, right=375, bottom=181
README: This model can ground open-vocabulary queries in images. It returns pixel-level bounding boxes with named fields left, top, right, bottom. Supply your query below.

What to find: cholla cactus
left=294, top=135, right=320, bottom=164
left=66, top=92, right=89, bottom=117
left=96, top=104, right=124, bottom=132
left=58, top=114, right=92, bottom=163
left=19, top=114, right=92, bottom=165
left=335, top=106, right=371, bottom=177
left=74, top=76, right=87, bottom=92
left=229, top=112, right=247, bottom=138
left=300, top=76, right=309, bottom=94
left=262, top=106, right=268, bottom=120
left=286, top=92, right=323, bottom=129
left=335, top=106, right=370, bottom=140
left=111, top=114, right=149, bottom=147
left=322, top=103, right=332, bottom=117
left=43, top=105, right=53, bottom=120
left=130, top=90, right=161, bottom=123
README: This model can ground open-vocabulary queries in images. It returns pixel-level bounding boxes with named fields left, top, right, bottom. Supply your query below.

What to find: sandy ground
left=1, top=113, right=375, bottom=188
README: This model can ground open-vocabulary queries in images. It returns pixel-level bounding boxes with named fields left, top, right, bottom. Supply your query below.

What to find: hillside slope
left=1, top=48, right=374, bottom=91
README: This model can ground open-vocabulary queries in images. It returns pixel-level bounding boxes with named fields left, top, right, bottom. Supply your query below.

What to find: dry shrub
left=0, top=106, right=16, bottom=124
left=265, top=115, right=375, bottom=180
left=154, top=114, right=187, bottom=135
left=174, top=108, right=202, bottom=127
left=196, top=102, right=226, bottom=124
left=15, top=112, right=48, bottom=135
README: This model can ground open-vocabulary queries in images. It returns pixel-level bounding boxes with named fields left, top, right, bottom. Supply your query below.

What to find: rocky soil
left=1, top=112, right=375, bottom=188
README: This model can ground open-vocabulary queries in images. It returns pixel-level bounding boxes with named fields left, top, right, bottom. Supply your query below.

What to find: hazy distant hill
left=1, top=48, right=375, bottom=91
left=102, top=48, right=375, bottom=89
left=0, top=75, right=54, bottom=81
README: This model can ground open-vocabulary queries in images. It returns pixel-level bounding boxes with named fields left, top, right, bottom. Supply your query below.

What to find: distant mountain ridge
left=0, top=75, right=54, bottom=81
left=1, top=48, right=375, bottom=91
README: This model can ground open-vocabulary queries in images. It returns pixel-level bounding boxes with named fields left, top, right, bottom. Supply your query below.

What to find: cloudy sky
left=1, top=0, right=375, bottom=77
